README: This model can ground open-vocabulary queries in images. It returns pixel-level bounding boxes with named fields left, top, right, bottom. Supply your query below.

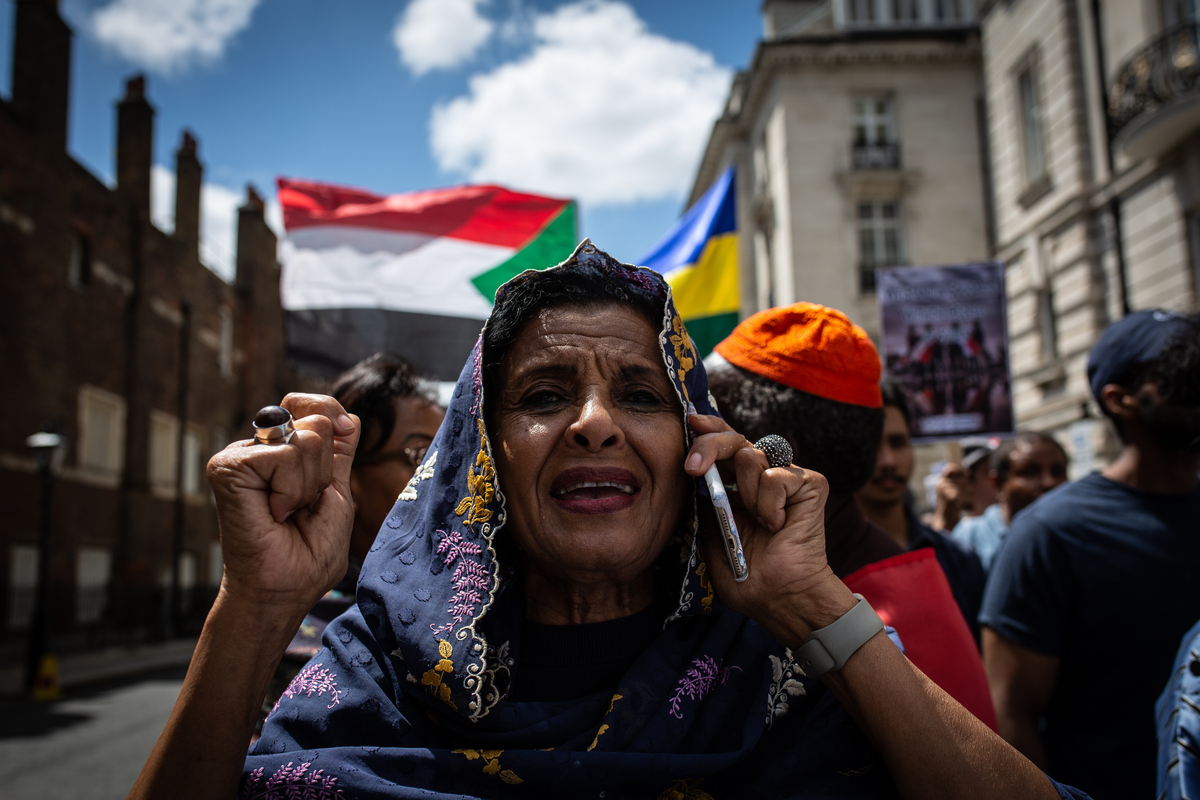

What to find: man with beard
left=856, top=380, right=986, bottom=642
left=981, top=310, right=1200, bottom=800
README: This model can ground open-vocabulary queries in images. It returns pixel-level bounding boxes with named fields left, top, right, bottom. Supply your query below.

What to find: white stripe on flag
left=281, top=234, right=514, bottom=319
left=286, top=225, right=435, bottom=256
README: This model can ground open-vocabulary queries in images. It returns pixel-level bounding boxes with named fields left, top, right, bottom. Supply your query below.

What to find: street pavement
left=0, top=667, right=185, bottom=800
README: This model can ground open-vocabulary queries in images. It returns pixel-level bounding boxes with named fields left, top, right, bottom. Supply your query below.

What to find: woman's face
left=491, top=303, right=689, bottom=588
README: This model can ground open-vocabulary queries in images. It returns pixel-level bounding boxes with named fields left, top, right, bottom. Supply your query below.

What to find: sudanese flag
left=278, top=177, right=576, bottom=381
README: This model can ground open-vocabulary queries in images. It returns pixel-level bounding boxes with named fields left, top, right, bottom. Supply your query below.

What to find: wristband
left=795, top=594, right=884, bottom=678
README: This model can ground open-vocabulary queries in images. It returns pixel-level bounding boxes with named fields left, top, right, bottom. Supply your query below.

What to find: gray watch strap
left=795, top=594, right=884, bottom=678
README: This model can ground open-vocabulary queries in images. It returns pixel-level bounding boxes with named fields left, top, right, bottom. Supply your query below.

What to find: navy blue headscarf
left=243, top=242, right=899, bottom=798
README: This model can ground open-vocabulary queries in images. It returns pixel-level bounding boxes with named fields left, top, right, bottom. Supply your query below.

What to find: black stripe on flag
left=287, top=308, right=485, bottom=382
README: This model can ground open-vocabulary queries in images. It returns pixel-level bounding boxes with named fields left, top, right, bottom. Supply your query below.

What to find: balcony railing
left=1109, top=23, right=1200, bottom=157
left=852, top=142, right=901, bottom=170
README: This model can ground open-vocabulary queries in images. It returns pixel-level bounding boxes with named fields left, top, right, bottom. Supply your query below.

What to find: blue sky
left=0, top=0, right=761, bottom=280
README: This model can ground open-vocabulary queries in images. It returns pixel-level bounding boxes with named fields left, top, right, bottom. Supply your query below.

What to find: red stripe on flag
left=277, top=178, right=570, bottom=249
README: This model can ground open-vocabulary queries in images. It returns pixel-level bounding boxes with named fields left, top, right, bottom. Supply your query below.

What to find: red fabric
left=843, top=548, right=998, bottom=731
left=276, top=177, right=570, bottom=249
left=713, top=302, right=883, bottom=408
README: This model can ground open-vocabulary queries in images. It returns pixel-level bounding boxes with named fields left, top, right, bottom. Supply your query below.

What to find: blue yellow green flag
left=638, top=166, right=738, bottom=355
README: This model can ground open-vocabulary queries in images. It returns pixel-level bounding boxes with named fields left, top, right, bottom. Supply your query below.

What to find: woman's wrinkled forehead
left=495, top=304, right=675, bottom=394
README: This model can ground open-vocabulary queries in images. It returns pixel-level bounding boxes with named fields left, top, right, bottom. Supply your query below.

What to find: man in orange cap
left=706, top=302, right=900, bottom=577
left=707, top=302, right=996, bottom=728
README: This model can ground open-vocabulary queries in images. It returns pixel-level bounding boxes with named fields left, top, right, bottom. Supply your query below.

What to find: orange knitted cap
left=714, top=302, right=883, bottom=408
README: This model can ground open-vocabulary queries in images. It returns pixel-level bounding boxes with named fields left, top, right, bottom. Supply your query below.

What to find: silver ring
left=753, top=435, right=793, bottom=469
left=253, top=405, right=295, bottom=446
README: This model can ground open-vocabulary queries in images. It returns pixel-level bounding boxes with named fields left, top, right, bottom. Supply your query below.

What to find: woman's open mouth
left=550, top=467, right=641, bottom=514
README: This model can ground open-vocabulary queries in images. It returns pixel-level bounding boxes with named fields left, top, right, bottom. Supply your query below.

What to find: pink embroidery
left=668, top=656, right=742, bottom=719
left=431, top=530, right=488, bottom=635
left=270, top=663, right=341, bottom=718
left=241, top=761, right=344, bottom=800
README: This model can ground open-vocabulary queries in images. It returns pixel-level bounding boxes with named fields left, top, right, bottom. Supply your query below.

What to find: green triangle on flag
left=471, top=203, right=578, bottom=303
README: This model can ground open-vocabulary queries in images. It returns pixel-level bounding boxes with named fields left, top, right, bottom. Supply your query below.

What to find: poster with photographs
left=877, top=263, right=1014, bottom=441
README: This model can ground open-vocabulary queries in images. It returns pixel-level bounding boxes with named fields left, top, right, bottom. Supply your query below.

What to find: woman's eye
left=523, top=390, right=565, bottom=409
left=623, top=389, right=662, bottom=408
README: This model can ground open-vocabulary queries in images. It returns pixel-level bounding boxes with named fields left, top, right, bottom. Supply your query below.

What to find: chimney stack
left=116, top=75, right=154, bottom=215
left=11, top=0, right=73, bottom=154
left=174, top=130, right=202, bottom=252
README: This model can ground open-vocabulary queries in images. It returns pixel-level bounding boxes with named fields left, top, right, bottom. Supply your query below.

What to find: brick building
left=0, top=0, right=294, bottom=666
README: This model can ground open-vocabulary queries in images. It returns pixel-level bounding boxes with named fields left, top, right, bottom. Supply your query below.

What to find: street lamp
left=25, top=429, right=64, bottom=700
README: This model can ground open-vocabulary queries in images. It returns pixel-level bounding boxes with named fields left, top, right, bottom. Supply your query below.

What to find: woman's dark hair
left=329, top=353, right=436, bottom=458
left=879, top=379, right=912, bottom=431
left=481, top=260, right=666, bottom=417
left=990, top=431, right=1067, bottom=484
left=707, top=358, right=884, bottom=495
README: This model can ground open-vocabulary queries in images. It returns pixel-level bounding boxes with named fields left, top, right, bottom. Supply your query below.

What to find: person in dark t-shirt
left=981, top=310, right=1200, bottom=800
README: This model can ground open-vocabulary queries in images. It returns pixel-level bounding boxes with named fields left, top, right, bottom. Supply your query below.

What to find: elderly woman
left=130, top=243, right=1084, bottom=799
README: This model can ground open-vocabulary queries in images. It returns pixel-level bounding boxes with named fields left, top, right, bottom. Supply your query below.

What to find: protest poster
left=877, top=263, right=1014, bottom=441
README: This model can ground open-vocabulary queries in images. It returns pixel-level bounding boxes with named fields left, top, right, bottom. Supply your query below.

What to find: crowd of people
left=128, top=242, right=1199, bottom=799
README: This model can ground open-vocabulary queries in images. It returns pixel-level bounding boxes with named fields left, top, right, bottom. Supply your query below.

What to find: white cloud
left=393, top=0, right=494, bottom=76
left=91, top=0, right=261, bottom=73
left=429, top=0, right=731, bottom=206
left=151, top=164, right=247, bottom=282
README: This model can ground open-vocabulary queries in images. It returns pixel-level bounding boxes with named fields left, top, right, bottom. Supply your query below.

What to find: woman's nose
left=568, top=394, right=623, bottom=452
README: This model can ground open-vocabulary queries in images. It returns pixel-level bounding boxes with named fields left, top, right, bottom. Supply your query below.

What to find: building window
left=78, top=385, right=126, bottom=480
left=1018, top=63, right=1047, bottom=184
left=1037, top=285, right=1059, bottom=362
left=219, top=307, right=234, bottom=379
left=1162, top=0, right=1197, bottom=28
left=852, top=96, right=900, bottom=169
left=846, top=0, right=876, bottom=24
left=853, top=96, right=896, bottom=146
left=208, top=542, right=224, bottom=589
left=893, top=0, right=919, bottom=23
left=76, top=547, right=111, bottom=624
left=182, top=426, right=204, bottom=496
left=67, top=230, right=92, bottom=290
left=1189, top=212, right=1200, bottom=300
left=858, top=201, right=905, bottom=293
left=178, top=552, right=197, bottom=615
left=7, top=545, right=38, bottom=630
left=149, top=411, right=180, bottom=495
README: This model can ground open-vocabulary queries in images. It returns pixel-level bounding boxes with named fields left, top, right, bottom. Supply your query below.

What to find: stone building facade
left=0, top=0, right=293, bottom=664
left=690, top=0, right=991, bottom=495
left=690, top=0, right=991, bottom=342
left=978, top=0, right=1200, bottom=470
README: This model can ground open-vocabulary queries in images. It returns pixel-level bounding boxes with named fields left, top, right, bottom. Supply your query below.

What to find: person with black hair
left=856, top=380, right=986, bottom=642
left=330, top=353, right=444, bottom=563
left=981, top=310, right=1200, bottom=800
left=951, top=431, right=1068, bottom=574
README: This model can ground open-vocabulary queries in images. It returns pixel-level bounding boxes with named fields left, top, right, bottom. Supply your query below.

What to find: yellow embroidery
left=587, top=693, right=624, bottom=751
left=669, top=314, right=697, bottom=402
left=657, top=778, right=714, bottom=800
left=696, top=561, right=714, bottom=615
left=454, top=419, right=496, bottom=527
left=453, top=748, right=524, bottom=784
left=420, top=639, right=457, bottom=709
